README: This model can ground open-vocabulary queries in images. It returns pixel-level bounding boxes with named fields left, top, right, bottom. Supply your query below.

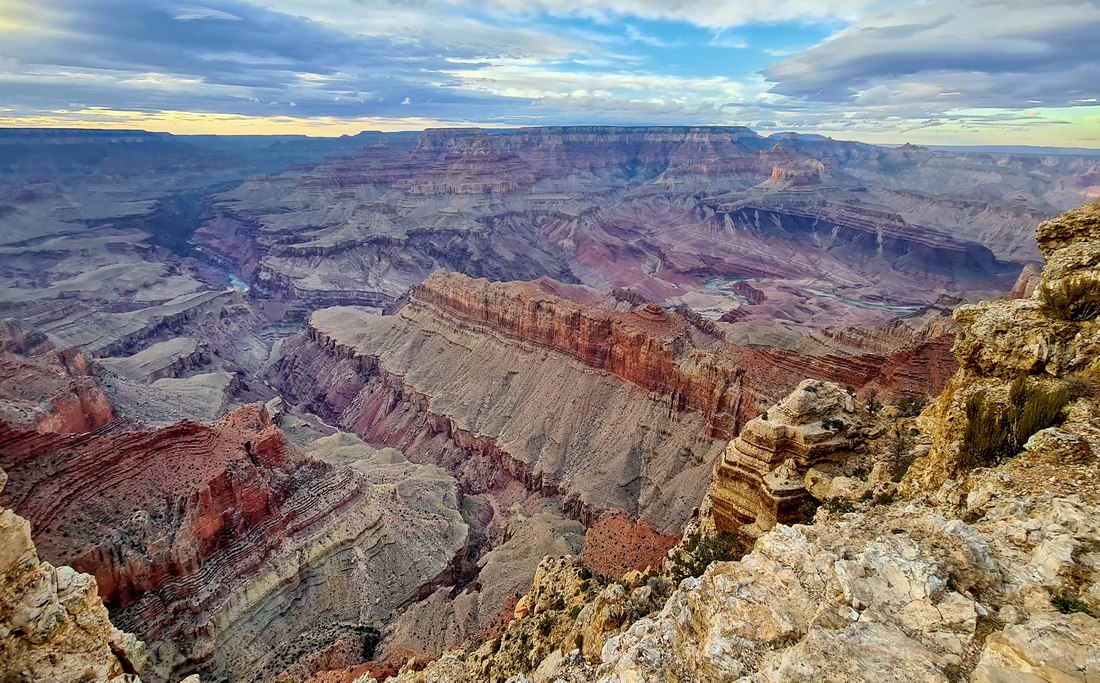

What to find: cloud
left=442, top=0, right=884, bottom=29
left=443, top=58, right=758, bottom=103
left=710, top=32, right=750, bottom=49
left=0, top=0, right=532, bottom=119
left=763, top=0, right=1100, bottom=113
left=173, top=6, right=242, bottom=21
left=1, top=0, right=1098, bottom=146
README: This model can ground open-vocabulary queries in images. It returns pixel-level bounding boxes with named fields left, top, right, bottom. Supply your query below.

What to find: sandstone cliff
left=271, top=271, right=957, bottom=535
left=270, top=274, right=736, bottom=533
left=705, top=379, right=877, bottom=533
left=904, top=201, right=1100, bottom=491
left=0, top=320, right=115, bottom=434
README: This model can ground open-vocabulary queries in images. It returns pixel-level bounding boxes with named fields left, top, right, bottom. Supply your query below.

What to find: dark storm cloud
left=763, top=0, right=1100, bottom=110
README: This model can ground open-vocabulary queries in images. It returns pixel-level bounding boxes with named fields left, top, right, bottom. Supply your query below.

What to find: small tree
left=668, top=531, right=747, bottom=583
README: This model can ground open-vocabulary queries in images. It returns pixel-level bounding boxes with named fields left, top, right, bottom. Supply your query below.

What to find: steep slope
left=270, top=277, right=733, bottom=533
left=0, top=405, right=468, bottom=683
left=271, top=271, right=961, bottom=532
left=905, top=201, right=1100, bottom=491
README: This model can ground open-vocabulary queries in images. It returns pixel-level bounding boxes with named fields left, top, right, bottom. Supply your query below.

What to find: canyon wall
left=0, top=404, right=469, bottom=683
left=270, top=271, right=958, bottom=534
left=389, top=202, right=1100, bottom=683
left=197, top=126, right=1080, bottom=322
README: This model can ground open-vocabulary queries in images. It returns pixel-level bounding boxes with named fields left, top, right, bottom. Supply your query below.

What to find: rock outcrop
left=905, top=201, right=1100, bottom=491
left=704, top=379, right=875, bottom=533
left=270, top=274, right=737, bottom=533
left=391, top=424, right=1100, bottom=683
left=271, top=271, right=959, bottom=535
left=0, top=467, right=147, bottom=683
left=96, top=337, right=208, bottom=383
left=0, top=320, right=115, bottom=434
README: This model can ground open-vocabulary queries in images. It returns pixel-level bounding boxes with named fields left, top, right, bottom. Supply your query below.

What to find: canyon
left=381, top=202, right=1100, bottom=683
left=1, top=127, right=1098, bottom=682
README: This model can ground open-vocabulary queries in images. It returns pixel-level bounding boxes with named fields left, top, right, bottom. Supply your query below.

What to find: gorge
left=1, top=126, right=1097, bottom=683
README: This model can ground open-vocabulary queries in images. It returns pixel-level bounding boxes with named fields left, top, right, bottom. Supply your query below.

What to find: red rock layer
left=0, top=404, right=290, bottom=608
left=0, top=324, right=115, bottom=434
left=730, top=333, right=958, bottom=407
left=580, top=510, right=680, bottom=579
left=409, top=271, right=747, bottom=440
left=0, top=403, right=439, bottom=682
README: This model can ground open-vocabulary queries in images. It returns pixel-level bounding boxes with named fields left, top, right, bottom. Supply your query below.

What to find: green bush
left=800, top=498, right=821, bottom=524
left=959, top=377, right=1070, bottom=472
left=1014, top=383, right=1069, bottom=445
left=668, top=530, right=748, bottom=582
left=1051, top=590, right=1090, bottom=615
left=1039, top=273, right=1100, bottom=321
left=897, top=395, right=927, bottom=417
left=823, top=498, right=856, bottom=514
left=959, top=391, right=1015, bottom=470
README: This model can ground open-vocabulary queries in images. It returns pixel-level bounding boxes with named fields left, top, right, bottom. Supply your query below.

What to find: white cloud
left=445, top=59, right=758, bottom=104
left=173, top=6, right=242, bottom=21
left=447, top=0, right=888, bottom=29
left=764, top=0, right=1100, bottom=113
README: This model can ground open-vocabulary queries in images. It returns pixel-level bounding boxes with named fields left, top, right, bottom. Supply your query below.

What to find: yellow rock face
left=0, top=469, right=147, bottom=683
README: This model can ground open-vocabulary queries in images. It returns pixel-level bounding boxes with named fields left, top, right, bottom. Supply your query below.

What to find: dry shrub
left=959, top=376, right=1070, bottom=471
left=1039, top=273, right=1100, bottom=322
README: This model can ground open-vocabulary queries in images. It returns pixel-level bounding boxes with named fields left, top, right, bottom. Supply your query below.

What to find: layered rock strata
left=704, top=379, right=874, bottom=532
left=0, top=406, right=468, bottom=682
left=96, top=337, right=207, bottom=383
left=0, top=467, right=147, bottom=683
left=198, top=126, right=1076, bottom=323
left=0, top=320, right=114, bottom=434
left=272, top=271, right=958, bottom=536
left=388, top=202, right=1100, bottom=683
left=270, top=274, right=738, bottom=533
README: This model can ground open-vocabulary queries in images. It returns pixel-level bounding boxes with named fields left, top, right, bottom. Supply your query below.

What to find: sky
left=0, top=0, right=1098, bottom=145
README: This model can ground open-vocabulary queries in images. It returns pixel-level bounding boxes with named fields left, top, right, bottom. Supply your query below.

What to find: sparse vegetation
left=800, top=498, right=821, bottom=524
left=1039, top=273, right=1100, bottom=322
left=800, top=496, right=856, bottom=522
left=865, top=388, right=883, bottom=413
left=1051, top=590, right=1090, bottom=615
left=1065, top=372, right=1100, bottom=400
left=959, top=376, right=1070, bottom=472
left=668, top=530, right=748, bottom=582
left=823, top=498, right=855, bottom=514
left=821, top=417, right=846, bottom=431
left=896, top=395, right=927, bottom=417
left=890, top=432, right=916, bottom=482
